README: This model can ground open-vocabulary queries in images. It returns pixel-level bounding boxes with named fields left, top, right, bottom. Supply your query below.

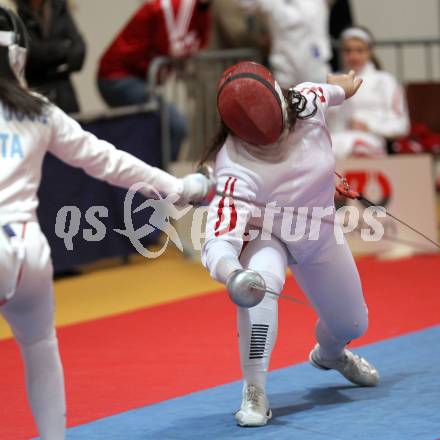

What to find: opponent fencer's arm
left=47, top=105, right=209, bottom=204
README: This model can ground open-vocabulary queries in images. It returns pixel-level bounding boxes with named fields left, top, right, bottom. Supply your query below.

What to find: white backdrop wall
left=68, top=0, right=440, bottom=113
left=70, top=0, right=144, bottom=112
left=351, top=0, right=440, bottom=82
left=351, top=0, right=440, bottom=39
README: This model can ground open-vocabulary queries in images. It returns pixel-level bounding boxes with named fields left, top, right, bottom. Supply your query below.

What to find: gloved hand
left=335, top=182, right=360, bottom=199
left=196, top=164, right=216, bottom=203
left=178, top=172, right=214, bottom=205
left=327, top=70, right=363, bottom=100
left=226, top=269, right=266, bottom=308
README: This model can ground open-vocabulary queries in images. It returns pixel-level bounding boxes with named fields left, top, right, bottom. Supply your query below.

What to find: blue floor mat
left=65, top=326, right=440, bottom=440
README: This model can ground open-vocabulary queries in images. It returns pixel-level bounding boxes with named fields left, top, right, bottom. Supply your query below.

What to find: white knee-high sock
left=20, top=336, right=66, bottom=440
left=237, top=273, right=280, bottom=391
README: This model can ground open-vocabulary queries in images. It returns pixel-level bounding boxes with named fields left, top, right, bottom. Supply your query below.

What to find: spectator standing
left=14, top=0, right=86, bottom=113
left=239, top=0, right=331, bottom=87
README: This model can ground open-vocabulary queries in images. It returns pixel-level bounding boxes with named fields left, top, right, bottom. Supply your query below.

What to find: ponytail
left=0, top=7, right=48, bottom=117
left=371, top=54, right=382, bottom=70
left=199, top=122, right=229, bottom=166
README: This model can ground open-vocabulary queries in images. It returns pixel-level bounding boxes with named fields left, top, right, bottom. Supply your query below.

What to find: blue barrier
left=37, top=110, right=163, bottom=274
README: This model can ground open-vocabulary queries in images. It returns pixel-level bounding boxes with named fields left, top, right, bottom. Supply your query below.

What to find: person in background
left=209, top=0, right=269, bottom=62
left=2, top=0, right=17, bottom=11
left=328, top=0, right=353, bottom=71
left=239, top=0, right=331, bottom=87
left=14, top=0, right=86, bottom=113
left=328, top=27, right=410, bottom=158
left=97, top=0, right=212, bottom=161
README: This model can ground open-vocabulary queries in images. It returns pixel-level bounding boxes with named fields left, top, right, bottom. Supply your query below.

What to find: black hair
left=199, top=122, right=229, bottom=166
left=0, top=7, right=47, bottom=117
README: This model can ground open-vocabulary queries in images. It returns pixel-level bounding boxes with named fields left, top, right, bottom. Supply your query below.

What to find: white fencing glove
left=178, top=171, right=215, bottom=206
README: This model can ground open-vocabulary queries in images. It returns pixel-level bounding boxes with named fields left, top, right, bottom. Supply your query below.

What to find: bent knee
left=248, top=270, right=285, bottom=309
left=347, top=315, right=368, bottom=340
left=332, top=314, right=368, bottom=342
left=260, top=270, right=285, bottom=295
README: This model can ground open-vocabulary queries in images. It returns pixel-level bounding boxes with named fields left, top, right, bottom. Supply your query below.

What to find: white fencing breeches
left=0, top=222, right=66, bottom=440
left=237, top=234, right=368, bottom=388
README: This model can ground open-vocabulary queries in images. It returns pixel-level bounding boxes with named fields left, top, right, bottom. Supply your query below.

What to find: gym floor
left=1, top=243, right=439, bottom=439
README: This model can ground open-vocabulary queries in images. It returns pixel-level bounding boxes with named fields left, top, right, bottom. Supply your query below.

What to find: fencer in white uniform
left=239, top=0, right=331, bottom=87
left=0, top=7, right=210, bottom=439
left=328, top=27, right=410, bottom=157
left=201, top=62, right=379, bottom=427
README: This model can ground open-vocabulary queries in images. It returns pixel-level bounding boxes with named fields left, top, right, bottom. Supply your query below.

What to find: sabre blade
left=359, top=196, right=440, bottom=251
left=250, top=283, right=310, bottom=306
left=249, top=282, right=355, bottom=326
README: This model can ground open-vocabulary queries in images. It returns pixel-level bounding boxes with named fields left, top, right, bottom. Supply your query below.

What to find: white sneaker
left=235, top=383, right=272, bottom=427
left=309, top=344, right=380, bottom=387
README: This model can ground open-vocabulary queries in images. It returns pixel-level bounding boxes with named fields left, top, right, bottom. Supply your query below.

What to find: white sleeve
left=201, top=171, right=258, bottom=284
left=294, top=82, right=346, bottom=130
left=47, top=105, right=183, bottom=197
left=296, top=82, right=345, bottom=113
left=366, top=77, right=410, bottom=139
left=322, top=84, right=346, bottom=107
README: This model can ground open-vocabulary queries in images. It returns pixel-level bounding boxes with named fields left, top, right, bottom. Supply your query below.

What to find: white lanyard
left=161, top=0, right=197, bottom=43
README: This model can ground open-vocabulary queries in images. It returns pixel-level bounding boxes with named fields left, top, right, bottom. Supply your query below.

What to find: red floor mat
left=1, top=254, right=439, bottom=439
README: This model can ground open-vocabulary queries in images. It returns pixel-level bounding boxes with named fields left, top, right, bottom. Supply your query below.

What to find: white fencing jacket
left=202, top=82, right=346, bottom=283
left=328, top=62, right=410, bottom=157
left=0, top=101, right=183, bottom=224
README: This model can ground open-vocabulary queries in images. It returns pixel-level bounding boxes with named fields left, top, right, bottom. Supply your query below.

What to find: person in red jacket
left=97, top=0, right=212, bottom=160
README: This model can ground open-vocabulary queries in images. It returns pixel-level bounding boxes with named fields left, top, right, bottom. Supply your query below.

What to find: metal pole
left=425, top=43, right=434, bottom=81
left=159, top=79, right=172, bottom=170
left=438, top=0, right=440, bottom=80
left=396, top=43, right=404, bottom=82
